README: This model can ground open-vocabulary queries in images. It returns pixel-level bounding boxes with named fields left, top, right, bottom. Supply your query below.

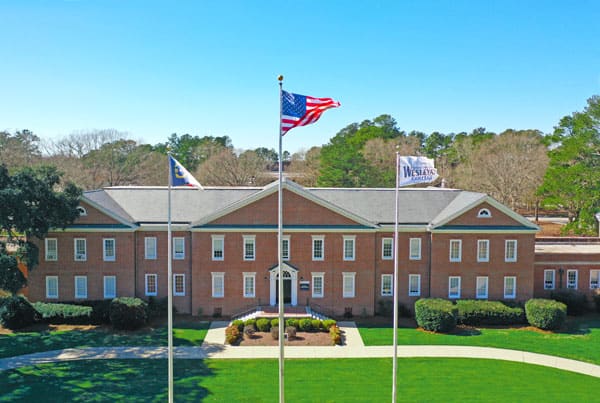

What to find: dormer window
left=76, top=206, right=87, bottom=216
left=477, top=208, right=491, bottom=218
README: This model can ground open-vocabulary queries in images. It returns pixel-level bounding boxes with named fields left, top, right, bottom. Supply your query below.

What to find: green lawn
left=359, top=314, right=600, bottom=365
left=0, top=321, right=209, bottom=359
left=1, top=358, right=599, bottom=402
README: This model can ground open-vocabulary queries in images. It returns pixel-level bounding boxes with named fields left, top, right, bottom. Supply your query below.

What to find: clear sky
left=1, top=0, right=599, bottom=154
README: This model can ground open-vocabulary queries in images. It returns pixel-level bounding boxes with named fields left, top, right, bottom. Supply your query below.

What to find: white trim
left=477, top=240, right=490, bottom=262
left=536, top=261, right=600, bottom=265
left=544, top=269, right=555, bottom=290
left=192, top=226, right=376, bottom=233
left=476, top=276, right=488, bottom=299
left=409, top=238, right=421, bottom=260
left=212, top=235, right=225, bottom=261
left=46, top=276, right=58, bottom=299
left=74, top=238, right=87, bottom=261
left=343, top=235, right=356, bottom=261
left=342, top=272, right=356, bottom=298
left=103, top=238, right=116, bottom=262
left=243, top=272, right=256, bottom=298
left=282, top=235, right=291, bottom=261
left=144, top=237, right=157, bottom=260
left=74, top=275, right=88, bottom=299
left=590, top=270, right=600, bottom=289
left=243, top=235, right=256, bottom=261
left=312, top=272, right=324, bottom=298
left=449, top=239, right=462, bottom=262
left=408, top=274, right=421, bottom=296
left=77, top=198, right=137, bottom=228
left=269, top=264, right=298, bottom=306
left=103, top=275, right=116, bottom=299
left=173, top=273, right=185, bottom=296
left=382, top=238, right=393, bottom=260
left=45, top=238, right=58, bottom=261
left=145, top=273, right=158, bottom=296
left=567, top=269, right=578, bottom=289
left=173, top=237, right=185, bottom=260
left=211, top=272, right=224, bottom=298
left=505, top=239, right=518, bottom=262
left=504, top=276, right=516, bottom=299
left=477, top=208, right=491, bottom=218
left=381, top=274, right=393, bottom=296
left=431, top=228, right=538, bottom=234
left=448, top=276, right=461, bottom=299
left=312, top=235, right=325, bottom=261
left=76, top=206, right=88, bottom=216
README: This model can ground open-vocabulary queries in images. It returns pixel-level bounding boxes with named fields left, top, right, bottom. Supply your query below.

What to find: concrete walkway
left=1, top=321, right=600, bottom=379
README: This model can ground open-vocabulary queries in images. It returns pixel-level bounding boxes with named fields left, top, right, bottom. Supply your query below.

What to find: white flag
left=398, top=156, right=439, bottom=187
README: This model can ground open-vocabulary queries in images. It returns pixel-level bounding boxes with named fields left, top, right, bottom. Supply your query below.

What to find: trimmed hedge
left=147, top=296, right=171, bottom=319
left=550, top=289, right=587, bottom=316
left=414, top=298, right=457, bottom=333
left=0, top=296, right=38, bottom=329
left=256, top=318, right=271, bottom=332
left=232, top=319, right=244, bottom=331
left=109, top=297, right=148, bottom=330
left=593, top=291, right=600, bottom=313
left=33, top=302, right=92, bottom=324
left=456, top=300, right=525, bottom=326
left=525, top=299, right=567, bottom=330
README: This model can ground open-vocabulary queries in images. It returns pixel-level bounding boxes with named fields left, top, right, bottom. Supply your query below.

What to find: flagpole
left=392, top=151, right=400, bottom=402
left=277, top=74, right=285, bottom=403
left=167, top=151, right=174, bottom=403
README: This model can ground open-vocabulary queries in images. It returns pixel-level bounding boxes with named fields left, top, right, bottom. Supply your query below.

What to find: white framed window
left=476, top=276, right=488, bottom=299
left=74, top=238, right=87, bottom=261
left=212, top=272, right=224, bottom=298
left=544, top=269, right=555, bottom=290
left=145, top=273, right=157, bottom=296
left=382, top=238, right=393, bottom=260
left=477, top=240, right=489, bottom=262
left=173, top=237, right=185, bottom=260
left=477, top=208, right=491, bottom=218
left=312, top=272, right=324, bottom=298
left=243, top=235, right=256, bottom=261
left=243, top=272, right=255, bottom=298
left=104, top=276, right=116, bottom=299
left=449, top=240, right=462, bottom=262
left=448, top=276, right=461, bottom=299
left=504, top=276, right=516, bottom=299
left=45, top=238, right=58, bottom=261
left=212, top=235, right=224, bottom=261
left=75, top=276, right=87, bottom=299
left=381, top=274, right=393, bottom=296
left=409, top=238, right=421, bottom=260
left=408, top=274, right=421, bottom=296
left=505, top=240, right=517, bottom=262
left=145, top=237, right=157, bottom=260
left=46, top=276, right=58, bottom=299
left=282, top=235, right=290, bottom=260
left=567, top=269, right=578, bottom=289
left=343, top=235, right=356, bottom=261
left=591, top=270, right=600, bottom=289
left=312, top=236, right=324, bottom=261
left=174, top=274, right=185, bottom=296
left=103, top=238, right=116, bottom=262
left=342, top=272, right=356, bottom=298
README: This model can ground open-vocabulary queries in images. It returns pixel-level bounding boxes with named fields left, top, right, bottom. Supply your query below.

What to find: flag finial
left=278, top=75, right=284, bottom=82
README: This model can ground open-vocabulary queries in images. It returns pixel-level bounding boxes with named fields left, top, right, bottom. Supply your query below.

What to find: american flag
left=280, top=90, right=340, bottom=135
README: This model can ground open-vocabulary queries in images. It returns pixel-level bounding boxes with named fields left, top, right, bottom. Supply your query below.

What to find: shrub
left=551, top=289, right=587, bottom=316
left=329, top=324, right=342, bottom=345
left=243, top=324, right=256, bottom=338
left=377, top=299, right=393, bottom=316
left=311, top=319, right=322, bottom=331
left=593, top=290, right=600, bottom=313
left=225, top=324, right=241, bottom=344
left=456, top=300, right=525, bottom=326
left=525, top=299, right=567, bottom=330
left=271, top=326, right=279, bottom=340
left=256, top=318, right=271, bottom=332
left=146, top=296, right=172, bottom=319
left=322, top=319, right=337, bottom=331
left=232, top=319, right=244, bottom=331
left=33, top=302, right=92, bottom=325
left=109, top=297, right=148, bottom=330
left=285, top=326, right=297, bottom=340
left=244, top=318, right=257, bottom=327
left=414, top=298, right=457, bottom=333
left=0, top=295, right=38, bottom=330
left=286, top=318, right=298, bottom=328
left=271, top=318, right=279, bottom=329
left=298, top=318, right=312, bottom=332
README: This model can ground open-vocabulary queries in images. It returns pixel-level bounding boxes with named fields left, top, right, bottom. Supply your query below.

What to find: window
left=449, top=240, right=462, bottom=262
left=477, top=208, right=491, bottom=218
left=145, top=237, right=157, bottom=260
left=76, top=206, right=87, bottom=216
left=243, top=272, right=255, bottom=298
left=145, top=274, right=157, bottom=296
left=212, top=235, right=224, bottom=261
left=243, top=236, right=256, bottom=261
left=312, top=236, right=324, bottom=261
left=567, top=269, right=578, bottom=289
left=212, top=272, right=224, bottom=298
left=104, top=276, right=116, bottom=299
left=409, top=238, right=421, bottom=260
left=477, top=240, right=489, bottom=262
left=174, top=274, right=185, bottom=296
left=448, top=276, right=461, bottom=299
left=476, top=276, right=488, bottom=299
left=408, top=274, right=421, bottom=296
left=382, top=238, right=393, bottom=260
left=504, top=276, right=516, bottom=299
left=282, top=236, right=290, bottom=260
left=544, top=269, right=555, bottom=290
left=46, top=276, right=58, bottom=299
left=312, top=273, right=324, bottom=298
left=103, top=238, right=116, bottom=262
left=75, top=276, right=87, bottom=299
left=343, top=236, right=355, bottom=261
left=74, top=238, right=87, bottom=261
left=381, top=274, right=393, bottom=296
left=45, top=238, right=58, bottom=261
left=587, top=269, right=600, bottom=289
left=173, top=237, right=185, bottom=260
left=505, top=240, right=517, bottom=262
left=343, top=272, right=356, bottom=298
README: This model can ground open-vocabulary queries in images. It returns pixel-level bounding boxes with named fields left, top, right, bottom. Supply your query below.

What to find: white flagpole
left=167, top=151, right=174, bottom=403
left=277, top=74, right=285, bottom=403
left=392, top=151, right=400, bottom=402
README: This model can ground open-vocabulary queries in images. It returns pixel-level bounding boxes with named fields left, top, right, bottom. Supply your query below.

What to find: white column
left=270, top=270, right=277, bottom=306
left=291, top=271, right=298, bottom=306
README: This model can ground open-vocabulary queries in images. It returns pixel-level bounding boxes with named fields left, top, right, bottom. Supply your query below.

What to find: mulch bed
left=237, top=331, right=333, bottom=346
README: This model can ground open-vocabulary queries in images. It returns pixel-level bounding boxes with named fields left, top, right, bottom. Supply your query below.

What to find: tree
left=155, top=133, right=233, bottom=171
left=0, top=165, right=81, bottom=293
left=538, top=96, right=600, bottom=235
left=288, top=147, right=321, bottom=186
left=196, top=148, right=271, bottom=186
left=0, top=130, right=41, bottom=170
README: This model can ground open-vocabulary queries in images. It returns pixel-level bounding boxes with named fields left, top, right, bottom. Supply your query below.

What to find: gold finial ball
left=277, top=75, right=284, bottom=81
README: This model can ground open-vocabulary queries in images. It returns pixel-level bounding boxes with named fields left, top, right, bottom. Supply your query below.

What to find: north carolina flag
left=281, top=90, right=340, bottom=135
left=169, top=156, right=203, bottom=189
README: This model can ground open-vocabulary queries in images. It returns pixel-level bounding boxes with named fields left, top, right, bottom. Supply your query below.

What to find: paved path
left=1, top=321, right=600, bottom=379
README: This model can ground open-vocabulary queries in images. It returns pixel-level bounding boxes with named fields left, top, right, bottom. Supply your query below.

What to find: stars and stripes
left=280, top=90, right=340, bottom=135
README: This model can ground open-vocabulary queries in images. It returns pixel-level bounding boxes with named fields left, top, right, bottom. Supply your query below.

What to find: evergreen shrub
left=33, top=302, right=92, bottom=324
left=550, top=289, right=587, bottom=316
left=0, top=295, right=38, bottom=329
left=109, top=297, right=148, bottom=330
left=525, top=299, right=567, bottom=330
left=456, top=300, right=525, bottom=326
left=414, top=298, right=457, bottom=333
left=256, top=318, right=271, bottom=332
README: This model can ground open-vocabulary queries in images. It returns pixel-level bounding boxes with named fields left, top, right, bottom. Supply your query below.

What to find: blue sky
left=1, top=1, right=599, bottom=154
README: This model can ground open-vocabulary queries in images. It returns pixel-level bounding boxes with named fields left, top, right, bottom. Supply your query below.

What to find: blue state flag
left=169, top=156, right=203, bottom=189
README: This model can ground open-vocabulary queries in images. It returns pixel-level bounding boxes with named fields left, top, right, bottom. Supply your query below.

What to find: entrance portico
left=269, top=263, right=298, bottom=306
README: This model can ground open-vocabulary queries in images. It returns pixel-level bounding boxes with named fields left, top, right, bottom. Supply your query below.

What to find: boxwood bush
left=593, top=290, right=600, bottom=313
left=550, top=289, right=587, bottom=316
left=456, top=300, right=525, bottom=326
left=298, top=318, right=312, bottom=331
left=414, top=298, right=457, bottom=333
left=256, top=318, right=271, bottom=332
left=109, top=297, right=148, bottom=330
left=322, top=319, right=337, bottom=331
left=232, top=319, right=244, bottom=331
left=0, top=295, right=38, bottom=329
left=33, top=302, right=93, bottom=324
left=525, top=298, right=567, bottom=330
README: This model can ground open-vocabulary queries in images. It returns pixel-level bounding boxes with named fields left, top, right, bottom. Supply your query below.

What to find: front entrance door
left=269, top=264, right=298, bottom=306
left=276, top=278, right=292, bottom=304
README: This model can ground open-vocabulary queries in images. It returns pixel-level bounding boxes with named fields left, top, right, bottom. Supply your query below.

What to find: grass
left=359, top=314, right=600, bottom=365
left=1, top=358, right=599, bottom=402
left=0, top=320, right=209, bottom=359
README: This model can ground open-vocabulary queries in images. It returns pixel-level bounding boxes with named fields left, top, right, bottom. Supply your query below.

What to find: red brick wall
left=75, top=202, right=122, bottom=225
left=534, top=251, right=600, bottom=299
left=448, top=202, right=524, bottom=227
